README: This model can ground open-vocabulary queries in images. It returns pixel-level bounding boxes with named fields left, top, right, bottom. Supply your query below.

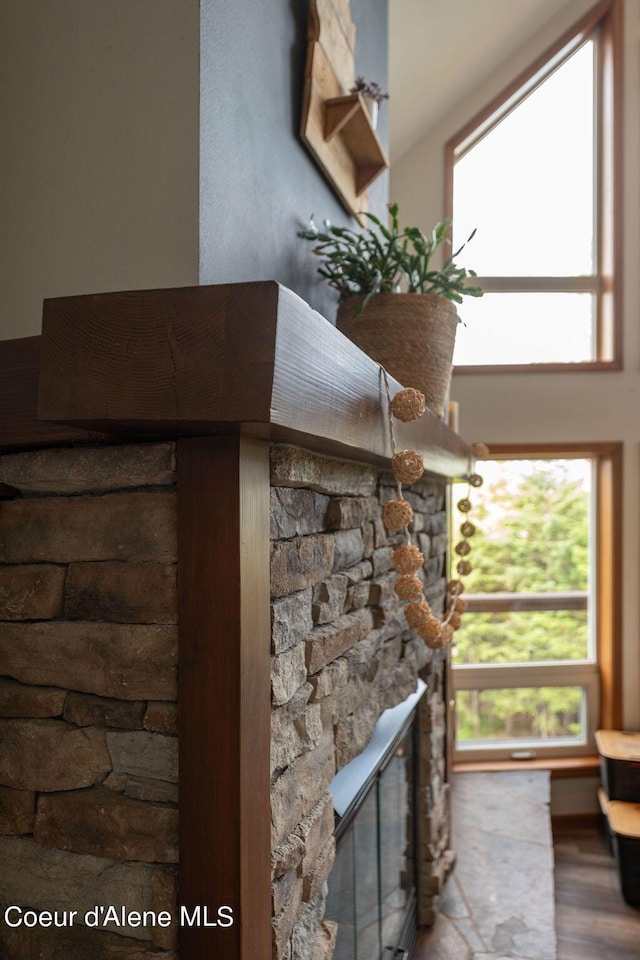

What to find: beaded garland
left=382, top=498, right=414, bottom=531
left=391, top=543, right=424, bottom=574
left=381, top=379, right=485, bottom=650
left=390, top=386, right=426, bottom=422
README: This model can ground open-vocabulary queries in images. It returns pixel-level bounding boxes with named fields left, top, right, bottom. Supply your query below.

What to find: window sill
left=453, top=360, right=622, bottom=375
left=453, top=755, right=601, bottom=779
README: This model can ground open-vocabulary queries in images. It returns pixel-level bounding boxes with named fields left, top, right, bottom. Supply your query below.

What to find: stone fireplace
left=269, top=448, right=453, bottom=959
left=0, top=281, right=467, bottom=959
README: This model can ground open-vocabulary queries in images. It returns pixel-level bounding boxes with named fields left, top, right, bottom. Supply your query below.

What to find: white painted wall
left=0, top=0, right=199, bottom=342
left=391, top=0, right=640, bottom=812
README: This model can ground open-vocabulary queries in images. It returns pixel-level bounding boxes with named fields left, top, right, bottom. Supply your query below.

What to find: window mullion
left=454, top=661, right=599, bottom=691
left=477, top=276, right=601, bottom=294
left=464, top=590, right=588, bottom=613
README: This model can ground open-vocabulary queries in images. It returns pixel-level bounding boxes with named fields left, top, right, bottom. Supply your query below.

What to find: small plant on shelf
left=349, top=76, right=389, bottom=130
left=298, top=202, right=482, bottom=312
left=349, top=76, right=389, bottom=105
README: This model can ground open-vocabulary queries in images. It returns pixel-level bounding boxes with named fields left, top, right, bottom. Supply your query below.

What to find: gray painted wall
left=199, top=0, right=389, bottom=324
left=0, top=0, right=387, bottom=341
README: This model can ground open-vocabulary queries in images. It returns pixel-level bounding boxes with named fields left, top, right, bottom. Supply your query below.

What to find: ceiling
left=388, top=0, right=575, bottom=160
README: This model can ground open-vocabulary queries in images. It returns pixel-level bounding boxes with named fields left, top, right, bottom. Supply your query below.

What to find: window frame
left=452, top=442, right=622, bottom=763
left=444, top=0, right=623, bottom=374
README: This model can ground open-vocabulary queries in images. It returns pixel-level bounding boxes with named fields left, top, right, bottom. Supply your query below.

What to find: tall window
left=446, top=1, right=621, bottom=370
left=452, top=445, right=621, bottom=762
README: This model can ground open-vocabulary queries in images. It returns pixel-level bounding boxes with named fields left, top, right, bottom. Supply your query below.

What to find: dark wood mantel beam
left=1, top=281, right=471, bottom=477
left=0, top=337, right=92, bottom=449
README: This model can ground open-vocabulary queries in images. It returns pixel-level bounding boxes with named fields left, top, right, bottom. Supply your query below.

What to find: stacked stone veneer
left=0, top=443, right=178, bottom=960
left=269, top=446, right=453, bottom=960
left=0, top=437, right=453, bottom=960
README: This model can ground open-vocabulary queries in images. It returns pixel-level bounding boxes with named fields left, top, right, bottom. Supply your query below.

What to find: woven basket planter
left=337, top=293, right=459, bottom=417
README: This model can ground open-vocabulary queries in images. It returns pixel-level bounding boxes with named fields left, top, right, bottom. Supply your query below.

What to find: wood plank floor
left=554, top=825, right=640, bottom=960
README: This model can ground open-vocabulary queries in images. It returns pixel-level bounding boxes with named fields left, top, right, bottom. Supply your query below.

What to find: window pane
left=452, top=458, right=593, bottom=664
left=453, top=41, right=595, bottom=276
left=453, top=292, right=594, bottom=365
left=460, top=459, right=591, bottom=594
left=456, top=687, right=584, bottom=744
left=454, top=610, right=589, bottom=665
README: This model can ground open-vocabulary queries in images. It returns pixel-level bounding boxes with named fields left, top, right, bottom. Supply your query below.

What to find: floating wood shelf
left=323, top=93, right=388, bottom=196
left=301, top=0, right=389, bottom=222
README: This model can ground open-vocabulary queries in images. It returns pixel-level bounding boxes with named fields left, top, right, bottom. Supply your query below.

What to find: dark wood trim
left=178, top=436, right=271, bottom=960
left=0, top=282, right=470, bottom=477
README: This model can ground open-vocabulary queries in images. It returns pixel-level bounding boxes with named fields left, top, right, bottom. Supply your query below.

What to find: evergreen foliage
left=455, top=461, right=590, bottom=743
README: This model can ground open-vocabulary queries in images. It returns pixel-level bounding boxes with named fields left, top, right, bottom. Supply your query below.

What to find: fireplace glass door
left=326, top=718, right=417, bottom=960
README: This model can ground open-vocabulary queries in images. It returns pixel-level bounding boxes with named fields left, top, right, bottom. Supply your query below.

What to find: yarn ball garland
left=392, top=450, right=425, bottom=484
left=405, top=600, right=432, bottom=630
left=380, top=367, right=486, bottom=654
left=390, top=387, right=426, bottom=422
left=419, top=616, right=453, bottom=649
left=424, top=634, right=447, bottom=650
left=394, top=575, right=424, bottom=601
left=392, top=543, right=424, bottom=575
left=382, top=498, right=414, bottom=531
left=439, top=623, right=455, bottom=646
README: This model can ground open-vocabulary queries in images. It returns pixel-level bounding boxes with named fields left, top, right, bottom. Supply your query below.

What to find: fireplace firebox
left=325, top=681, right=427, bottom=960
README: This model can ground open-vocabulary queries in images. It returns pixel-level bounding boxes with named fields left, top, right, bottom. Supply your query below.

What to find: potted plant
left=298, top=202, right=482, bottom=417
left=350, top=76, right=389, bottom=131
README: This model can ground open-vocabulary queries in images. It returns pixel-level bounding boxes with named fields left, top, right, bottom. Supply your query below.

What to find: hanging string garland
left=382, top=498, right=414, bottom=531
left=390, top=387, right=426, bottom=422
left=381, top=374, right=485, bottom=650
left=392, top=543, right=424, bottom=574
left=391, top=450, right=425, bottom=484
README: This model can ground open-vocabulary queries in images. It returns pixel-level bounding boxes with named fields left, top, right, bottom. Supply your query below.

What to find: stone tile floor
left=414, top=771, right=556, bottom=960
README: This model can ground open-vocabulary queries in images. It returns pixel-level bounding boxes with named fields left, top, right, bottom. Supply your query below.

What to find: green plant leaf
left=297, top=205, right=482, bottom=305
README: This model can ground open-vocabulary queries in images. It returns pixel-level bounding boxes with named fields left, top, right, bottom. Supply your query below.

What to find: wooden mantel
left=0, top=281, right=470, bottom=960
left=0, top=281, right=470, bottom=476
